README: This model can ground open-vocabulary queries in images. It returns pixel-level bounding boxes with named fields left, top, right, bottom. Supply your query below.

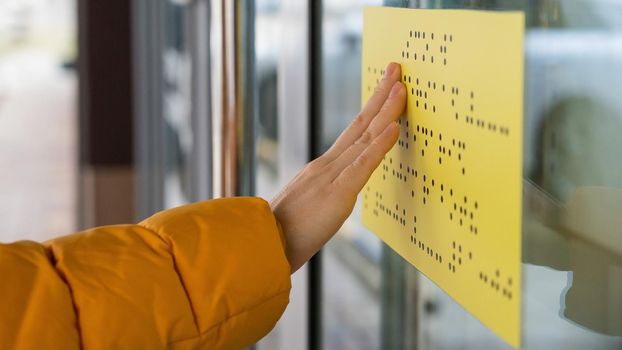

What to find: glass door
left=135, top=0, right=622, bottom=348
left=318, top=1, right=622, bottom=349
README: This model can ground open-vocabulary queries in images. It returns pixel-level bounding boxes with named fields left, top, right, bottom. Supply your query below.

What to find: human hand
left=271, top=62, right=406, bottom=273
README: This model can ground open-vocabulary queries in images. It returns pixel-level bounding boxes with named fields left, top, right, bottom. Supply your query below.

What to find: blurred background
left=1, top=0, right=622, bottom=349
left=0, top=0, right=76, bottom=242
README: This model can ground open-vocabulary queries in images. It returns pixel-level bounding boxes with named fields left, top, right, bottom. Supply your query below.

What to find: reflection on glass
left=162, top=0, right=194, bottom=208
left=255, top=0, right=281, bottom=200
left=320, top=0, right=622, bottom=349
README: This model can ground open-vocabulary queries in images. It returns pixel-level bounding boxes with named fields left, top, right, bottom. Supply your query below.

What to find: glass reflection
left=162, top=0, right=193, bottom=208
left=255, top=0, right=281, bottom=200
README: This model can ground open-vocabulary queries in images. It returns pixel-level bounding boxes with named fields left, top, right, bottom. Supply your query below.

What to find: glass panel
left=161, top=0, right=194, bottom=208
left=320, top=1, right=388, bottom=350
left=255, top=1, right=311, bottom=349
left=255, top=0, right=282, bottom=201
left=320, top=0, right=622, bottom=349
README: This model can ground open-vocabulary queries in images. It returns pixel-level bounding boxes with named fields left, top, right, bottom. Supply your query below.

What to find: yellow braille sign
left=361, top=7, right=524, bottom=347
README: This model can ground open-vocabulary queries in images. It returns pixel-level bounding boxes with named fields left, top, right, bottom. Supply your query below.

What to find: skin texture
left=271, top=62, right=406, bottom=273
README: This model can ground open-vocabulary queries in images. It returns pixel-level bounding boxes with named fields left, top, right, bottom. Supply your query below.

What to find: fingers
left=323, top=81, right=406, bottom=178
left=322, top=62, right=401, bottom=161
left=361, top=82, right=407, bottom=143
left=333, top=121, right=400, bottom=196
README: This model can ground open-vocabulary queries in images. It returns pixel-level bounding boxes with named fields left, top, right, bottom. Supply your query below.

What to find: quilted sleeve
left=138, top=197, right=292, bottom=349
left=45, top=197, right=291, bottom=350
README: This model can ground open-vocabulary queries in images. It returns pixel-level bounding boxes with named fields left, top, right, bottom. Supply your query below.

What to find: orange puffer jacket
left=0, top=197, right=292, bottom=350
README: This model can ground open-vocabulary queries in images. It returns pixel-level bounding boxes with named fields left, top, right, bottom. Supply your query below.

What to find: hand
left=271, top=62, right=406, bottom=273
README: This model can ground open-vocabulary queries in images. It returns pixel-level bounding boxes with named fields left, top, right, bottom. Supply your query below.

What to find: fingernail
left=384, top=63, right=396, bottom=78
left=389, top=82, right=402, bottom=98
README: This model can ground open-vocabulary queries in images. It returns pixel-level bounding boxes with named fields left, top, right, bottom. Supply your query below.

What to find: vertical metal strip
left=222, top=0, right=238, bottom=197
left=237, top=0, right=256, bottom=197
left=188, top=0, right=213, bottom=201
left=133, top=0, right=165, bottom=217
left=209, top=0, right=224, bottom=198
left=211, top=0, right=255, bottom=198
left=308, top=0, right=323, bottom=349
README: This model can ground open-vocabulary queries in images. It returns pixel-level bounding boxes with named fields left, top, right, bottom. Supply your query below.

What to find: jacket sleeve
left=42, top=197, right=291, bottom=350
left=138, top=197, right=292, bottom=349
